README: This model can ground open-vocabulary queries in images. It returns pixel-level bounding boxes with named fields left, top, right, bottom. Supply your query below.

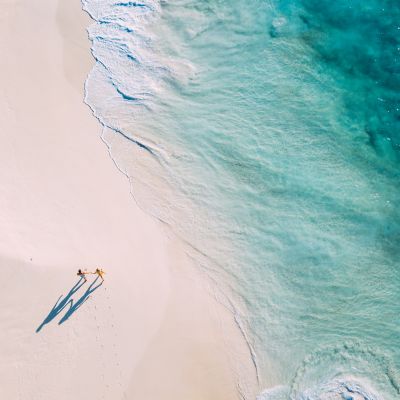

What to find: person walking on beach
left=77, top=269, right=89, bottom=282
left=94, top=268, right=105, bottom=281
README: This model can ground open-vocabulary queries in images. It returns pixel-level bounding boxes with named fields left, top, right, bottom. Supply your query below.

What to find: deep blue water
left=271, top=0, right=400, bottom=161
left=83, top=0, right=400, bottom=398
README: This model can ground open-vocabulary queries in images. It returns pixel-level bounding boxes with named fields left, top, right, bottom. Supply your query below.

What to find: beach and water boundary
left=0, top=0, right=258, bottom=399
left=0, top=0, right=398, bottom=399
left=81, top=1, right=400, bottom=399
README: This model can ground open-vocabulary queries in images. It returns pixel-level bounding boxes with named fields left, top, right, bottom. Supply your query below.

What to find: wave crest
left=258, top=342, right=400, bottom=400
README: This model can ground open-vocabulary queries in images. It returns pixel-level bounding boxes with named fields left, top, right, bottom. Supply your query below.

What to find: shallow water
left=82, top=0, right=400, bottom=398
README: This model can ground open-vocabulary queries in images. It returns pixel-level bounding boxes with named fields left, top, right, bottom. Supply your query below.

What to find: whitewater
left=82, top=0, right=400, bottom=399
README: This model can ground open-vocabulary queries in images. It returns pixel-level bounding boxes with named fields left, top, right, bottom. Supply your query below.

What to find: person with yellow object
left=93, top=268, right=105, bottom=281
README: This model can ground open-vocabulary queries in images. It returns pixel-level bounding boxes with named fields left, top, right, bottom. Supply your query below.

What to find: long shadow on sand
left=58, top=277, right=103, bottom=325
left=36, top=277, right=103, bottom=333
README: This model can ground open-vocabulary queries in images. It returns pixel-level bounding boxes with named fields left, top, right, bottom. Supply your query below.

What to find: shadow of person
left=36, top=277, right=86, bottom=333
left=58, top=277, right=103, bottom=325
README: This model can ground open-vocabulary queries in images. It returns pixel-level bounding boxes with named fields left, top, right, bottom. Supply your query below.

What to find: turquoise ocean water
left=82, top=1, right=400, bottom=398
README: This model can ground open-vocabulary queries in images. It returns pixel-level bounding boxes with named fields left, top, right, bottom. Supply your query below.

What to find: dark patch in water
left=126, top=53, right=137, bottom=62
left=115, top=86, right=139, bottom=101
left=270, top=0, right=400, bottom=161
left=113, top=2, right=150, bottom=8
left=108, top=79, right=141, bottom=102
left=98, top=20, right=134, bottom=33
left=112, top=125, right=157, bottom=157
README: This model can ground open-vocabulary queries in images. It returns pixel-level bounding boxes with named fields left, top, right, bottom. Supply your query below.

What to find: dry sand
left=0, top=0, right=257, bottom=399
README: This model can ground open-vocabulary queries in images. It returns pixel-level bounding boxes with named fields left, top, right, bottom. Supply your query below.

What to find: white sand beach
left=0, top=1, right=256, bottom=399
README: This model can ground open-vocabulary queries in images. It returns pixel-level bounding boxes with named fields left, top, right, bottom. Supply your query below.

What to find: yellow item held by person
left=94, top=268, right=105, bottom=281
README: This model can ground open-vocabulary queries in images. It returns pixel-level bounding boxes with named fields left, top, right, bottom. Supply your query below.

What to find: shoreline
left=0, top=0, right=258, bottom=399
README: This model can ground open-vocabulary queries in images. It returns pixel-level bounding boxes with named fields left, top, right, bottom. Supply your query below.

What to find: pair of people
left=77, top=268, right=105, bottom=282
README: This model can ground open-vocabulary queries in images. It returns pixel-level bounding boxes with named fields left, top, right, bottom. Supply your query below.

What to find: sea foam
left=82, top=1, right=400, bottom=399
